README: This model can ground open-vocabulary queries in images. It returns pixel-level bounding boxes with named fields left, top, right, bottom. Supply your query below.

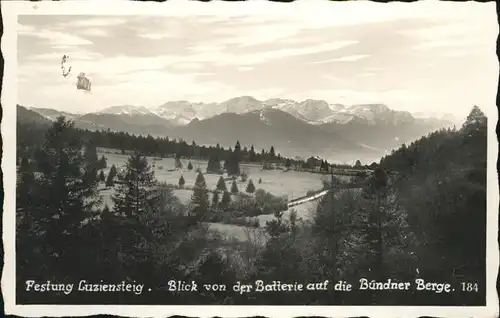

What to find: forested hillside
left=380, top=105, right=487, bottom=301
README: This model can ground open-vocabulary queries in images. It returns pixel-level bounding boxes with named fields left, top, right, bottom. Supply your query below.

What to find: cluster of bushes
left=216, top=214, right=260, bottom=228
left=206, top=189, right=287, bottom=222
left=262, top=162, right=275, bottom=170
left=229, top=189, right=287, bottom=218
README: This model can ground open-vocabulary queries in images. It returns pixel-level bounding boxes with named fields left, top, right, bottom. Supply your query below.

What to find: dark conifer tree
left=83, top=141, right=100, bottom=185
left=226, top=147, right=240, bottom=176
left=191, top=172, right=210, bottom=220
left=178, top=175, right=185, bottom=188
left=109, top=164, right=117, bottom=177
left=207, top=155, right=221, bottom=174
left=216, top=176, right=227, bottom=192
left=246, top=179, right=256, bottom=194
left=16, top=156, right=36, bottom=213
left=231, top=180, right=239, bottom=194
left=220, top=191, right=231, bottom=210
left=33, top=117, right=101, bottom=277
left=17, top=150, right=41, bottom=283
left=358, top=168, right=415, bottom=285
left=249, top=145, right=257, bottom=162
left=112, top=151, right=160, bottom=218
left=269, top=146, right=276, bottom=158
left=84, top=140, right=99, bottom=167
left=99, top=170, right=105, bottom=182
left=313, top=189, right=365, bottom=284
left=234, top=140, right=241, bottom=157
left=106, top=164, right=117, bottom=187
left=98, top=155, right=107, bottom=169
left=211, top=190, right=220, bottom=208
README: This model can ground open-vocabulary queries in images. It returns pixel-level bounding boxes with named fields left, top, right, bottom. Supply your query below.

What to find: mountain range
left=19, top=96, right=459, bottom=163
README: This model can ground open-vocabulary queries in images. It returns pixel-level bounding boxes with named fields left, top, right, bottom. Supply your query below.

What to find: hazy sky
left=17, top=1, right=497, bottom=118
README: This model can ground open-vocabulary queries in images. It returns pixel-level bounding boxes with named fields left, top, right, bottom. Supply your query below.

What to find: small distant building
left=306, top=156, right=323, bottom=171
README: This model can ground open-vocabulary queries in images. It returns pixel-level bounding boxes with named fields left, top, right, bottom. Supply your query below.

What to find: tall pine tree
left=225, top=143, right=241, bottom=176
left=99, top=170, right=105, bottom=182
left=249, top=145, right=257, bottom=162
left=216, top=176, right=227, bottom=192
left=16, top=156, right=36, bottom=213
left=112, top=151, right=160, bottom=218
left=207, top=155, right=222, bottom=174
left=269, top=146, right=276, bottom=158
left=313, top=188, right=366, bottom=284
left=231, top=180, right=239, bottom=194
left=211, top=191, right=220, bottom=209
left=178, top=175, right=185, bottom=188
left=98, top=155, right=107, bottom=169
left=106, top=164, right=117, bottom=187
left=358, top=169, right=415, bottom=283
left=17, top=150, right=42, bottom=285
left=246, top=179, right=256, bottom=194
left=220, top=191, right=232, bottom=210
left=191, top=172, right=210, bottom=220
left=33, top=117, right=101, bottom=277
left=82, top=140, right=99, bottom=185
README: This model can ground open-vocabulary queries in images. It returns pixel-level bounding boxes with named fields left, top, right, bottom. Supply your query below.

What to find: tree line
left=17, top=122, right=364, bottom=175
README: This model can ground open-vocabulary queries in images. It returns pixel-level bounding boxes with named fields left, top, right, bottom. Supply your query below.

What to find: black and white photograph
left=2, top=0, right=499, bottom=316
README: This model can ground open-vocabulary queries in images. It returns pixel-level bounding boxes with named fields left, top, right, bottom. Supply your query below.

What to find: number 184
left=461, top=282, right=479, bottom=292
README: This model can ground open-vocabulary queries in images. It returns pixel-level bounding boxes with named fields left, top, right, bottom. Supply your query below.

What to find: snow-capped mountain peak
left=347, top=104, right=390, bottom=115
left=328, top=103, right=346, bottom=112
left=220, top=96, right=265, bottom=114
left=98, top=105, right=154, bottom=116
left=300, top=99, right=330, bottom=110
left=88, top=97, right=455, bottom=128
left=345, top=104, right=414, bottom=125
left=323, top=112, right=361, bottom=124
left=152, top=100, right=228, bottom=125
left=154, top=101, right=198, bottom=125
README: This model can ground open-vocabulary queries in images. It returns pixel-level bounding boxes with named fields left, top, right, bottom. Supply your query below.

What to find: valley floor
left=96, top=149, right=353, bottom=241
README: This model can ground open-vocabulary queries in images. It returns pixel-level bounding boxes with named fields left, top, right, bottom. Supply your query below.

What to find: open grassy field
left=97, top=148, right=343, bottom=199
left=206, top=200, right=318, bottom=244
left=96, top=148, right=349, bottom=241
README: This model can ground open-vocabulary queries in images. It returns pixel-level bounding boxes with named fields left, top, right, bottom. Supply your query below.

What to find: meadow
left=97, top=148, right=346, bottom=240
left=97, top=148, right=340, bottom=197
